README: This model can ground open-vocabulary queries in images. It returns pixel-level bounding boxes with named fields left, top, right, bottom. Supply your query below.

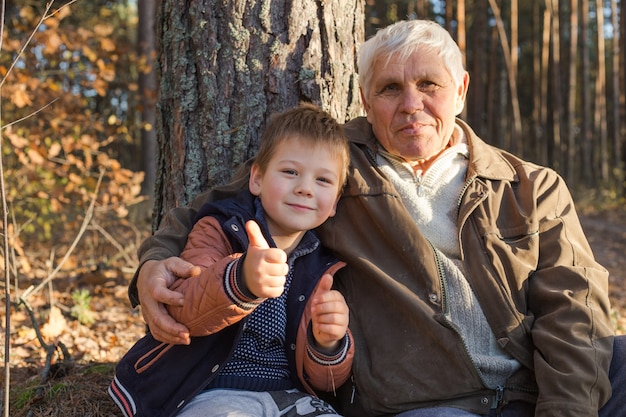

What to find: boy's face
left=249, top=136, right=343, bottom=239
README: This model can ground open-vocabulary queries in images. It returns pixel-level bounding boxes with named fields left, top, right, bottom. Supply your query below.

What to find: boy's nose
left=295, top=180, right=313, bottom=196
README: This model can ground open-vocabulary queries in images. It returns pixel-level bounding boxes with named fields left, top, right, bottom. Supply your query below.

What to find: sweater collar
left=343, top=116, right=518, bottom=182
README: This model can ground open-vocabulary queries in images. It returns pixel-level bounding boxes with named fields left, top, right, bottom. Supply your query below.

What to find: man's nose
left=401, top=88, right=425, bottom=113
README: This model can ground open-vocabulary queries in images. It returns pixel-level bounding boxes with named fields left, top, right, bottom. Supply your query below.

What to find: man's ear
left=360, top=87, right=374, bottom=123
left=455, top=72, right=470, bottom=115
left=249, top=164, right=263, bottom=196
left=360, top=87, right=371, bottom=113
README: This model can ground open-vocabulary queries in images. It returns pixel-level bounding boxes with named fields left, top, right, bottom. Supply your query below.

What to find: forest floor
left=2, top=199, right=626, bottom=417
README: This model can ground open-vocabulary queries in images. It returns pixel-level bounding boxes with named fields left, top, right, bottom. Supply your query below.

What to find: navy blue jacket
left=109, top=190, right=347, bottom=417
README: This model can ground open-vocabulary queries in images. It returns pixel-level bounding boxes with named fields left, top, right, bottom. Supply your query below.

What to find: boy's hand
left=243, top=220, right=288, bottom=298
left=310, top=274, right=349, bottom=350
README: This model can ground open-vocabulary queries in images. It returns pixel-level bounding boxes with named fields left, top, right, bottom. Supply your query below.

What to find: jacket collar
left=344, top=116, right=518, bottom=183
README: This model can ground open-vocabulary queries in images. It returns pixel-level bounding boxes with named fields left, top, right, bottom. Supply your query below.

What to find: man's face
left=361, top=48, right=469, bottom=164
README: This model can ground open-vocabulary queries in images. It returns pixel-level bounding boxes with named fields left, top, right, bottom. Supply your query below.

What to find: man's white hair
left=358, top=20, right=466, bottom=97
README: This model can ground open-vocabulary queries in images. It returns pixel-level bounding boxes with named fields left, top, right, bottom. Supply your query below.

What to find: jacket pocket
left=135, top=342, right=174, bottom=373
left=482, top=225, right=539, bottom=275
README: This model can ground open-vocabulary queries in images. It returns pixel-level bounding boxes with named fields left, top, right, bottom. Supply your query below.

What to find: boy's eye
left=317, top=177, right=333, bottom=185
left=282, top=169, right=297, bottom=176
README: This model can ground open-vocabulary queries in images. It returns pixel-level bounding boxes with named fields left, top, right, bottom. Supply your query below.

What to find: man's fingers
left=136, top=258, right=193, bottom=345
left=148, top=309, right=190, bottom=345
left=163, top=257, right=201, bottom=279
left=153, top=284, right=185, bottom=307
left=246, top=220, right=270, bottom=249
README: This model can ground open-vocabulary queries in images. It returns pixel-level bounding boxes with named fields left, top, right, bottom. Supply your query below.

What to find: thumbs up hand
left=243, top=220, right=289, bottom=299
left=310, top=274, right=349, bottom=350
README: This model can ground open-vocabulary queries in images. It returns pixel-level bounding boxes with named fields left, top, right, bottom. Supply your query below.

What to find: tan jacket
left=131, top=117, right=613, bottom=417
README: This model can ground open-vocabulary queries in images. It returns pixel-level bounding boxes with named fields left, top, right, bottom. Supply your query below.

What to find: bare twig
left=1, top=2, right=84, bottom=416
left=0, top=2, right=54, bottom=90
left=1, top=98, right=60, bottom=130
left=0, top=0, right=81, bottom=89
left=20, top=168, right=106, bottom=301
left=45, top=0, right=80, bottom=19
left=88, top=221, right=136, bottom=267
left=1, top=0, right=11, bottom=410
left=16, top=298, right=74, bottom=409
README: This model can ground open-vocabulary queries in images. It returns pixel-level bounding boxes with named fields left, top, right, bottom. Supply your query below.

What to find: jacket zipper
left=430, top=240, right=516, bottom=408
left=428, top=238, right=489, bottom=387
left=452, top=176, right=539, bottom=406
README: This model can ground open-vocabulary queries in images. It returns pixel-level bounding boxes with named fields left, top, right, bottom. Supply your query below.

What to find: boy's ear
left=249, top=164, right=263, bottom=196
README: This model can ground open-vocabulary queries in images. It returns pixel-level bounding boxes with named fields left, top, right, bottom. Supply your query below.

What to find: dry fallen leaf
left=40, top=306, right=68, bottom=341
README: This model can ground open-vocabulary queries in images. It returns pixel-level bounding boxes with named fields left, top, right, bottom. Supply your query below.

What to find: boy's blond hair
left=254, top=103, right=350, bottom=189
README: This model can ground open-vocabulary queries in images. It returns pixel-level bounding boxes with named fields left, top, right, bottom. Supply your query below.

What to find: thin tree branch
left=20, top=168, right=105, bottom=301
left=1, top=0, right=11, bottom=411
left=1, top=98, right=59, bottom=130
left=0, top=2, right=54, bottom=90
left=88, top=221, right=136, bottom=267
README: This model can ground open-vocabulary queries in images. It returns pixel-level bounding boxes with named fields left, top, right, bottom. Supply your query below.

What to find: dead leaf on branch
left=40, top=306, right=68, bottom=341
left=10, top=86, right=32, bottom=108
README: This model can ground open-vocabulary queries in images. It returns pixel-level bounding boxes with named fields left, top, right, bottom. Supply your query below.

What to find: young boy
left=109, top=103, right=353, bottom=417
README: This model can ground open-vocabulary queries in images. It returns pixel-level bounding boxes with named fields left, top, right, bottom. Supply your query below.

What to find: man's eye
left=380, top=84, right=400, bottom=93
left=418, top=81, right=439, bottom=92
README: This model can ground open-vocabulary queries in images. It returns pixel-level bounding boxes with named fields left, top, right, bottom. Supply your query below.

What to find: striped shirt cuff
left=224, top=257, right=263, bottom=310
left=306, top=324, right=351, bottom=366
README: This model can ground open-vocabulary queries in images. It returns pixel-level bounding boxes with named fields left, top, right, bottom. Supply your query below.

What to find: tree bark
left=457, top=0, right=466, bottom=121
left=549, top=0, right=563, bottom=172
left=153, top=0, right=365, bottom=228
left=610, top=0, right=622, bottom=195
left=566, top=0, right=578, bottom=187
left=487, top=0, right=522, bottom=155
left=581, top=0, right=593, bottom=186
left=537, top=7, right=552, bottom=165
left=138, top=0, right=158, bottom=198
left=594, top=0, right=608, bottom=185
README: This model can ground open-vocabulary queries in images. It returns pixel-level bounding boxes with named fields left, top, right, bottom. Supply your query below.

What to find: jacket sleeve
left=166, top=216, right=261, bottom=337
left=527, top=171, right=613, bottom=417
left=128, top=161, right=252, bottom=307
left=296, top=264, right=354, bottom=394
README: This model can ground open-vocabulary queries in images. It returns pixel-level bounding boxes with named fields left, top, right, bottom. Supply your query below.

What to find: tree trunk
left=610, top=0, right=622, bottom=195
left=566, top=0, right=578, bottom=187
left=153, top=0, right=365, bottom=228
left=487, top=0, right=522, bottom=155
left=457, top=0, right=466, bottom=121
left=611, top=0, right=626, bottom=197
left=531, top=1, right=544, bottom=165
left=138, top=0, right=158, bottom=198
left=581, top=0, right=593, bottom=186
left=594, top=0, right=608, bottom=185
left=549, top=0, right=563, bottom=172
left=540, top=6, right=551, bottom=167
left=467, top=0, right=488, bottom=134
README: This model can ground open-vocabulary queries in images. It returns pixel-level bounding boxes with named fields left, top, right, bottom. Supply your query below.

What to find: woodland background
left=1, top=0, right=626, bottom=416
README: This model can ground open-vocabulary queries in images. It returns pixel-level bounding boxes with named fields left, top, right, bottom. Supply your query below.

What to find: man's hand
left=243, top=220, right=288, bottom=299
left=136, top=258, right=200, bottom=344
left=310, top=274, right=349, bottom=350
